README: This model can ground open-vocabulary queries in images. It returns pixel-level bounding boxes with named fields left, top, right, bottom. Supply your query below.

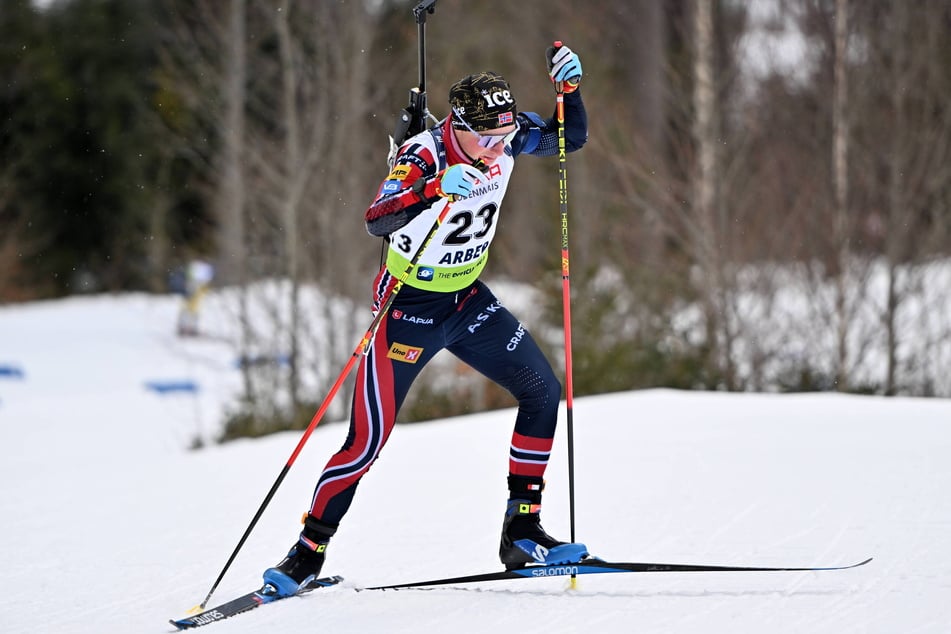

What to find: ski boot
left=499, top=475, right=588, bottom=570
left=263, top=515, right=336, bottom=597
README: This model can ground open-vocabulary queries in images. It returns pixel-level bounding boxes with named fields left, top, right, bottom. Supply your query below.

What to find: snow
left=1, top=292, right=950, bottom=633
left=738, top=0, right=813, bottom=88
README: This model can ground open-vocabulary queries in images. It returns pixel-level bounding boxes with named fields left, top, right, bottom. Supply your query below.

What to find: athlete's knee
left=512, top=365, right=561, bottom=414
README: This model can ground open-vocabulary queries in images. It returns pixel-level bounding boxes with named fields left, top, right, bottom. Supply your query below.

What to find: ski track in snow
left=1, top=293, right=950, bottom=633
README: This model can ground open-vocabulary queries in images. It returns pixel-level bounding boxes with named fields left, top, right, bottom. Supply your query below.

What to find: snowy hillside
left=1, top=293, right=950, bottom=633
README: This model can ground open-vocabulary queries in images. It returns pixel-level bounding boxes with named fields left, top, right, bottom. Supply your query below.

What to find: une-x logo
left=387, top=342, right=424, bottom=364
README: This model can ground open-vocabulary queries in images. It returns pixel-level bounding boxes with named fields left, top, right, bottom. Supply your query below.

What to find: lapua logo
left=391, top=309, right=434, bottom=325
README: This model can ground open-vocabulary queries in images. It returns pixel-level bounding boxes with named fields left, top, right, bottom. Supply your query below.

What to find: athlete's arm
left=508, top=90, right=587, bottom=158
left=365, top=143, right=439, bottom=237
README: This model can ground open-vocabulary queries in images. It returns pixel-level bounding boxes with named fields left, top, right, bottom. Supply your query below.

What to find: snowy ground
left=1, top=293, right=950, bottom=633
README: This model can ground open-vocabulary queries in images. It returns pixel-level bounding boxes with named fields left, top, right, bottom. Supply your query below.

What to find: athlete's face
left=453, top=125, right=517, bottom=165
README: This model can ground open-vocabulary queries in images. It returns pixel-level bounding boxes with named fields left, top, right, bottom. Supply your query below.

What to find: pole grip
left=547, top=40, right=581, bottom=91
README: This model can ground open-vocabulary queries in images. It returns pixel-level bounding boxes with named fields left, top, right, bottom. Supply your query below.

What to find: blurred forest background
left=3, top=0, right=950, bottom=437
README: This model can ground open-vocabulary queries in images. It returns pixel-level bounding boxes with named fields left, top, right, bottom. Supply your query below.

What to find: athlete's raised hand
left=547, top=42, right=582, bottom=93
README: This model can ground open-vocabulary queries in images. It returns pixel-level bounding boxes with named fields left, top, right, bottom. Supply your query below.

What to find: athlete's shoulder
left=511, top=111, right=548, bottom=156
left=517, top=111, right=548, bottom=129
left=394, top=127, right=443, bottom=174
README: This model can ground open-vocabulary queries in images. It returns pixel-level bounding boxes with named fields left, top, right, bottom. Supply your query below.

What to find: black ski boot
left=499, top=475, right=588, bottom=570
left=263, top=515, right=336, bottom=597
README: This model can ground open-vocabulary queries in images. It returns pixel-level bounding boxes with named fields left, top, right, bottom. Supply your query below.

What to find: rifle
left=388, top=0, right=438, bottom=167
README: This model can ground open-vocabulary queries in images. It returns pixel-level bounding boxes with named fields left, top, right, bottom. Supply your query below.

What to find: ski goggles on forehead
left=452, top=107, right=520, bottom=148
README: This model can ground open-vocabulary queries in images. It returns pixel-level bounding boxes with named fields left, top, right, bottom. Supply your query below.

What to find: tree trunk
left=276, top=0, right=301, bottom=413
left=692, top=0, right=731, bottom=387
left=832, top=0, right=850, bottom=391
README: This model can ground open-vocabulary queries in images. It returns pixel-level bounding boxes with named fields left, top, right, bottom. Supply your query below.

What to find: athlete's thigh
left=370, top=306, right=450, bottom=411
left=448, top=300, right=552, bottom=388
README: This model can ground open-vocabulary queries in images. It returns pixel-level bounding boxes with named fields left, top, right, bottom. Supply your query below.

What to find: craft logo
left=387, top=342, right=424, bottom=364
left=506, top=324, right=526, bottom=351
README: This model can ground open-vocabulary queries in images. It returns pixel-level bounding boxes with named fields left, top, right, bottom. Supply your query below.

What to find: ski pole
left=194, top=194, right=461, bottom=611
left=550, top=40, right=579, bottom=588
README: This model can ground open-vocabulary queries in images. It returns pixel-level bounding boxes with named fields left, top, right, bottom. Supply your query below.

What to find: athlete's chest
left=436, top=158, right=510, bottom=237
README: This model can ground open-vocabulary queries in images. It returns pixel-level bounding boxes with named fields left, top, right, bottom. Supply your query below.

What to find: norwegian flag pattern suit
left=308, top=92, right=587, bottom=527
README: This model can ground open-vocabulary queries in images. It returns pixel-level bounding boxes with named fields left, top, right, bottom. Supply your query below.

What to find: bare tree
left=274, top=0, right=304, bottom=412
left=691, top=0, right=737, bottom=387
left=851, top=1, right=951, bottom=395
left=156, top=0, right=951, bottom=437
left=831, top=0, right=852, bottom=390
left=160, top=0, right=261, bottom=410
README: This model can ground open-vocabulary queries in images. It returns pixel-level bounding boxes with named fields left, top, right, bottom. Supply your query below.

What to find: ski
left=364, top=556, right=873, bottom=590
left=170, top=575, right=343, bottom=630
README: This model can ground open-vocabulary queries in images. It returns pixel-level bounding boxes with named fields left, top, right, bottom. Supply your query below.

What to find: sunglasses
left=452, top=107, right=520, bottom=148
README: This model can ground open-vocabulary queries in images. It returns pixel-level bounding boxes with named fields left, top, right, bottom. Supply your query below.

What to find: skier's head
left=449, top=71, right=519, bottom=164
left=449, top=71, right=517, bottom=132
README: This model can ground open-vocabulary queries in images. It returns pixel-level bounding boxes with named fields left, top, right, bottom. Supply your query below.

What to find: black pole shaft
left=557, top=91, right=577, bottom=547
left=552, top=39, right=578, bottom=585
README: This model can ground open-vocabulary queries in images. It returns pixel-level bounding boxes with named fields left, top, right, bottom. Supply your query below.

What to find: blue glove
left=547, top=42, right=582, bottom=93
left=434, top=163, right=484, bottom=201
